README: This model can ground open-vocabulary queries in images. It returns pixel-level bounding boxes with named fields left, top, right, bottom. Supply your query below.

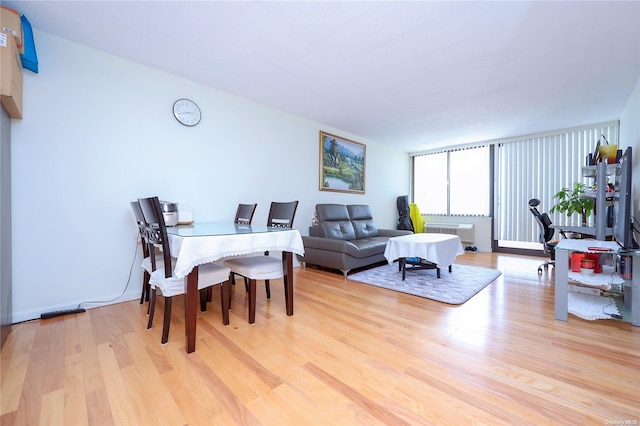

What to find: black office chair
left=528, top=199, right=566, bottom=274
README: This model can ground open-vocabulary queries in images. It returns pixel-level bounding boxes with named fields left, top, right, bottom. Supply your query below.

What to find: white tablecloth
left=168, top=227, right=305, bottom=279
left=384, top=233, right=464, bottom=267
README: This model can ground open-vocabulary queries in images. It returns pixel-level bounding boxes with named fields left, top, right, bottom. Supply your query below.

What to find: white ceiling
left=5, top=1, right=640, bottom=153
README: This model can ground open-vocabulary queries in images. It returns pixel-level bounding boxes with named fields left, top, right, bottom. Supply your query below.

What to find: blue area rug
left=349, top=263, right=501, bottom=304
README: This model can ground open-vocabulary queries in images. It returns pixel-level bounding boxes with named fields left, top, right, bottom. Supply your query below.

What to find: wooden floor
left=1, top=252, right=639, bottom=425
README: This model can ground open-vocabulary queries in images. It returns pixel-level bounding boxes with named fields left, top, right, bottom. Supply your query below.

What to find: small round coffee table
left=384, top=233, right=465, bottom=280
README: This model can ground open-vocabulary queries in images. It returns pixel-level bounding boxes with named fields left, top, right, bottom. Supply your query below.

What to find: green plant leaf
left=549, top=182, right=593, bottom=221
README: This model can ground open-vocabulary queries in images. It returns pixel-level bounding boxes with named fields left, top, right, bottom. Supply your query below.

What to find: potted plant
left=549, top=182, right=594, bottom=226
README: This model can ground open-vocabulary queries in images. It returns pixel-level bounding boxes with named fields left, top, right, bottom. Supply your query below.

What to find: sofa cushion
left=317, top=204, right=350, bottom=221
left=343, top=237, right=389, bottom=258
left=347, top=205, right=379, bottom=239
left=315, top=204, right=356, bottom=240
left=318, top=220, right=356, bottom=240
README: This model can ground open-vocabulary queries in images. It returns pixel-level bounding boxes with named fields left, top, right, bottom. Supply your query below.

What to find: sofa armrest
left=377, top=229, right=414, bottom=238
left=302, top=235, right=355, bottom=253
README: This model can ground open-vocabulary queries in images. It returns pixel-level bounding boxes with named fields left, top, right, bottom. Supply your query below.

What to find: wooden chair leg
left=248, top=279, right=257, bottom=324
left=227, top=273, right=233, bottom=309
left=200, top=289, right=208, bottom=312
left=265, top=279, right=271, bottom=299
left=147, top=288, right=157, bottom=329
left=140, top=271, right=150, bottom=304
left=161, top=297, right=172, bottom=344
left=220, top=281, right=230, bottom=325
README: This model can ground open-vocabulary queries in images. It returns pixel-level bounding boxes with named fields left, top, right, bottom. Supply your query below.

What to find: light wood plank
left=96, top=343, right=139, bottom=425
left=0, top=323, right=35, bottom=414
left=39, top=389, right=64, bottom=426
left=63, top=352, right=89, bottom=426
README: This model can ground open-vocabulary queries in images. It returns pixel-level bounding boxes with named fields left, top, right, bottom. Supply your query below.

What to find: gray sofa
left=300, top=204, right=413, bottom=277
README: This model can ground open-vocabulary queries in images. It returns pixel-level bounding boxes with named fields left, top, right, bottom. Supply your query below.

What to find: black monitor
left=612, top=147, right=633, bottom=249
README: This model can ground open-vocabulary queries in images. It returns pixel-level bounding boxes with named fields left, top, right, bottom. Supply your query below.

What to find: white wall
left=10, top=32, right=410, bottom=322
left=620, top=74, right=640, bottom=222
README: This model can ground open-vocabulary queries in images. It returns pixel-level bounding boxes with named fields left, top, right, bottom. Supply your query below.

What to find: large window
left=413, top=146, right=490, bottom=216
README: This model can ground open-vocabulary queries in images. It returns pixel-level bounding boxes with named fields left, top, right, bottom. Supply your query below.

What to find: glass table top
left=166, top=222, right=295, bottom=237
left=554, top=238, right=640, bottom=255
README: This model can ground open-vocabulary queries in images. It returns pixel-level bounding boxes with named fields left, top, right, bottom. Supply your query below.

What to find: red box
left=571, top=253, right=584, bottom=272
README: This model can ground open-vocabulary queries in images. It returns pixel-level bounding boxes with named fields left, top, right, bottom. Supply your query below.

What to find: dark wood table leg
left=400, top=258, right=407, bottom=280
left=282, top=251, right=294, bottom=316
left=185, top=265, right=199, bottom=354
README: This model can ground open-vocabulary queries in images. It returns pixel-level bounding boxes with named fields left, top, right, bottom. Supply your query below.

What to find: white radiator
left=424, top=223, right=475, bottom=244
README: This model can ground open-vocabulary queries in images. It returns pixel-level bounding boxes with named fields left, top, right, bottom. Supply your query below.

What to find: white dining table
left=166, top=222, right=305, bottom=353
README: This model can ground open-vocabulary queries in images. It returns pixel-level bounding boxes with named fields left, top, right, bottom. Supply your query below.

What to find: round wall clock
left=172, top=99, right=201, bottom=126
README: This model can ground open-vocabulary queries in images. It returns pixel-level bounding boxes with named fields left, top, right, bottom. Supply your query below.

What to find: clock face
left=173, top=99, right=201, bottom=126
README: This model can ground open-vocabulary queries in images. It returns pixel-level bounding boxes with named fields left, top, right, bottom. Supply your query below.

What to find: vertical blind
left=495, top=122, right=619, bottom=244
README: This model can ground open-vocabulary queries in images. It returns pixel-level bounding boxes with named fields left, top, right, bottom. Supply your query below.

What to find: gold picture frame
left=319, top=131, right=366, bottom=194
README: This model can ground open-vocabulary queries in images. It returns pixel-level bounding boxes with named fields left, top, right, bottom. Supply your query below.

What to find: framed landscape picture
left=319, top=131, right=366, bottom=194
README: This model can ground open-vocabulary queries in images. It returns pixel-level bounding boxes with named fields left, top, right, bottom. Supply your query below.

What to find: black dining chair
left=234, top=203, right=258, bottom=225
left=138, top=196, right=231, bottom=343
left=130, top=200, right=165, bottom=306
left=224, top=201, right=298, bottom=323
left=229, top=203, right=259, bottom=290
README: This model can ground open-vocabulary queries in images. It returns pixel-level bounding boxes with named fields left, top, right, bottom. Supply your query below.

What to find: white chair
left=224, top=201, right=298, bottom=324
left=138, top=196, right=231, bottom=343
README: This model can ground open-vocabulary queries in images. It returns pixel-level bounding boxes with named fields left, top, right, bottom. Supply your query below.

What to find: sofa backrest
left=311, top=204, right=381, bottom=240
left=314, top=204, right=356, bottom=240
left=347, top=205, right=379, bottom=238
